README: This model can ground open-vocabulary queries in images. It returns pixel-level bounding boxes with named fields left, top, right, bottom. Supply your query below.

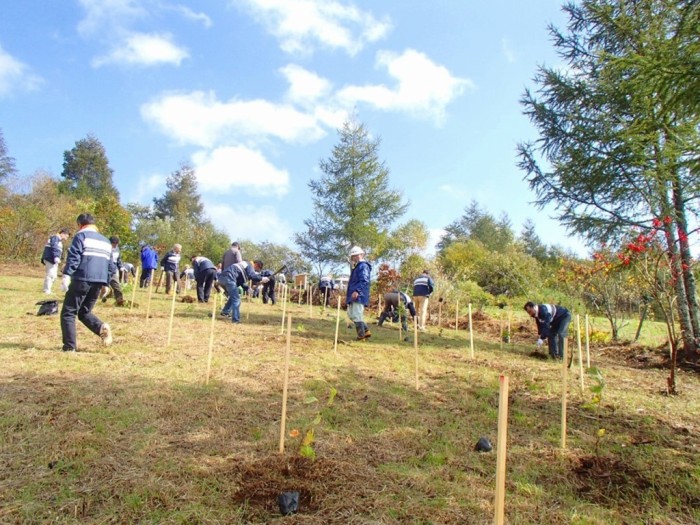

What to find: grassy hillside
left=1, top=267, right=699, bottom=524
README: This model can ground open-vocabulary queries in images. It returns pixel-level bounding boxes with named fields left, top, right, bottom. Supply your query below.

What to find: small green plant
left=589, top=330, right=610, bottom=345
left=296, top=323, right=306, bottom=333
left=298, top=387, right=337, bottom=461
left=583, top=367, right=606, bottom=457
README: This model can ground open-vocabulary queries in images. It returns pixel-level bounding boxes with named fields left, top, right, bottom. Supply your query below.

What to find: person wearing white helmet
left=346, top=245, right=372, bottom=340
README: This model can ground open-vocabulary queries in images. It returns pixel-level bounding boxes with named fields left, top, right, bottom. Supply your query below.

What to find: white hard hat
left=348, top=246, right=364, bottom=257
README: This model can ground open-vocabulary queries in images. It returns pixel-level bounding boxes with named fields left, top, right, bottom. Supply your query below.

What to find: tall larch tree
left=60, top=134, right=119, bottom=200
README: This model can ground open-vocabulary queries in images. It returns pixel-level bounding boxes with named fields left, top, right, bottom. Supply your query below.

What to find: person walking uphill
left=104, top=236, right=125, bottom=304
left=346, top=246, right=372, bottom=340
left=191, top=255, right=217, bottom=303
left=60, top=213, right=115, bottom=352
left=41, top=228, right=70, bottom=294
left=412, top=269, right=434, bottom=331
left=524, top=301, right=572, bottom=360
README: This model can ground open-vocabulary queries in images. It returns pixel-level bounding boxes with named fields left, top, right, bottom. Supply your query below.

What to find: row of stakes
left=125, top=267, right=592, bottom=524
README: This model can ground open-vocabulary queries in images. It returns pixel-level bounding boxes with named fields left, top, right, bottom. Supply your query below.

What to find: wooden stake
left=279, top=315, right=292, bottom=454
left=166, top=279, right=177, bottom=346
left=585, top=314, right=591, bottom=368
left=455, top=300, right=459, bottom=334
left=438, top=301, right=442, bottom=327
left=500, top=316, right=504, bottom=351
left=145, top=271, right=154, bottom=320
left=280, top=285, right=288, bottom=335
left=493, top=375, right=510, bottom=525
left=414, top=316, right=419, bottom=390
left=577, top=314, right=584, bottom=395
left=130, top=266, right=140, bottom=313
left=561, top=338, right=568, bottom=450
left=333, top=293, right=341, bottom=354
left=308, top=285, right=313, bottom=317
left=508, top=309, right=512, bottom=347
left=468, top=303, right=474, bottom=359
left=205, top=291, right=217, bottom=385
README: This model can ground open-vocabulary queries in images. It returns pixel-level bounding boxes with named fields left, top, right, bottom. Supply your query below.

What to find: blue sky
left=0, top=0, right=585, bottom=255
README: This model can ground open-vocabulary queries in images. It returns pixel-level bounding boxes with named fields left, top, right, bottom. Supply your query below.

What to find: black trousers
left=108, top=275, right=124, bottom=301
left=262, top=279, right=276, bottom=304
left=140, top=268, right=155, bottom=288
left=196, top=268, right=217, bottom=302
left=61, top=280, right=104, bottom=351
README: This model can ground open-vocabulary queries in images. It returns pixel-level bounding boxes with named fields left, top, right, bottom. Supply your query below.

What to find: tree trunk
left=663, top=223, right=697, bottom=355
left=633, top=303, right=648, bottom=343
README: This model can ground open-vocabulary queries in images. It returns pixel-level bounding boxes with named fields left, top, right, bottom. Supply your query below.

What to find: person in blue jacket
left=191, top=255, right=218, bottom=303
left=41, top=227, right=71, bottom=294
left=60, top=213, right=115, bottom=352
left=139, top=243, right=159, bottom=288
left=346, top=246, right=372, bottom=340
left=218, top=260, right=268, bottom=322
left=524, top=301, right=572, bottom=360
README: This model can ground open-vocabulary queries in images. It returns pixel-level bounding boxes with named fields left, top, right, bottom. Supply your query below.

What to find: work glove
left=261, top=277, right=270, bottom=283
left=536, top=338, right=544, bottom=348
left=61, top=275, right=71, bottom=292
left=53, top=257, right=60, bottom=264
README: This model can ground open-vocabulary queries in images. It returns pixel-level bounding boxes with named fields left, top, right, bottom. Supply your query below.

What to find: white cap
left=348, top=246, right=364, bottom=257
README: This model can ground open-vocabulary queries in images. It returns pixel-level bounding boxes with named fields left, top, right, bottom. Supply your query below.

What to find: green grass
left=1, top=267, right=699, bottom=523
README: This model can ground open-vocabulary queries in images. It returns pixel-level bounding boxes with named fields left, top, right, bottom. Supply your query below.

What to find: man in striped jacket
left=412, top=270, right=434, bottom=331
left=161, top=243, right=182, bottom=295
left=60, top=213, right=115, bottom=352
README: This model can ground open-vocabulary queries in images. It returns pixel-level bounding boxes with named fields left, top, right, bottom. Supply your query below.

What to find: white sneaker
left=100, top=323, right=113, bottom=346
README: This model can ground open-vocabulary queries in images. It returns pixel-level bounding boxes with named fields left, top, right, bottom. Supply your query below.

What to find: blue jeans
left=548, top=312, right=572, bottom=359
left=219, top=274, right=241, bottom=323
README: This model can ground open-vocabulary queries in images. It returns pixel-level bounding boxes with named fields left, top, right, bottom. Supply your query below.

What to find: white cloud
left=501, top=37, right=516, bottom=63
left=77, top=0, right=146, bottom=37
left=336, top=49, right=473, bottom=122
left=172, top=5, right=213, bottom=28
left=93, top=33, right=189, bottom=67
left=193, top=146, right=290, bottom=196
left=141, top=90, right=327, bottom=147
left=128, top=172, right=167, bottom=203
left=0, top=45, right=42, bottom=96
left=205, top=201, right=295, bottom=245
left=237, top=0, right=391, bottom=55
left=280, top=64, right=332, bottom=104
left=427, top=228, right=445, bottom=255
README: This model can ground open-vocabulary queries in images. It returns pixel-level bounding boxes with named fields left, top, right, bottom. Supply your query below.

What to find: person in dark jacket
left=412, top=269, right=434, bottom=331
left=191, top=255, right=217, bottom=303
left=218, top=260, right=268, bottom=322
left=378, top=291, right=417, bottom=332
left=524, top=301, right=572, bottom=360
left=60, top=213, right=115, bottom=352
left=346, top=246, right=372, bottom=340
left=139, top=244, right=159, bottom=288
left=318, top=275, right=335, bottom=307
left=221, top=241, right=243, bottom=269
left=41, top=228, right=71, bottom=294
left=103, top=236, right=125, bottom=304
left=161, top=243, right=182, bottom=295
left=261, top=268, right=276, bottom=305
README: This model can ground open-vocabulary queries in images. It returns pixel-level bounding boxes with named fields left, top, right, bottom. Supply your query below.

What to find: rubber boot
left=363, top=322, right=371, bottom=339
left=355, top=322, right=365, bottom=340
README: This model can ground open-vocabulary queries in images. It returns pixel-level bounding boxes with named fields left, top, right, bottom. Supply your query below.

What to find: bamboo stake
left=308, top=285, right=313, bottom=317
left=333, top=293, right=341, bottom=354
left=468, top=303, right=474, bottom=359
left=145, top=271, right=154, bottom=320
left=561, top=338, right=568, bottom=450
left=500, top=316, right=504, bottom=351
left=493, top=375, right=510, bottom=525
left=438, top=301, right=442, bottom=327
left=279, top=315, right=292, bottom=454
left=280, top=285, right=288, bottom=335
left=205, top=291, right=217, bottom=385
left=508, top=309, right=512, bottom=347
left=166, top=278, right=177, bottom=346
left=129, top=266, right=140, bottom=312
left=414, top=316, right=419, bottom=390
left=455, top=300, right=459, bottom=334
left=577, top=314, right=584, bottom=395
left=585, top=314, right=591, bottom=368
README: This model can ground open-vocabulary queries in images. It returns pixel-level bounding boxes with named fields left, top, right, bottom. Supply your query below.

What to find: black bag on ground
left=36, top=300, right=59, bottom=316
left=277, top=491, right=299, bottom=515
